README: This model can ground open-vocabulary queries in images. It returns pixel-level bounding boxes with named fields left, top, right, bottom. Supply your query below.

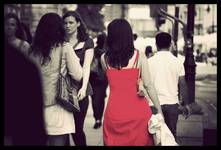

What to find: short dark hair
left=155, top=32, right=171, bottom=50
left=145, top=46, right=153, bottom=57
left=133, top=33, right=137, bottom=41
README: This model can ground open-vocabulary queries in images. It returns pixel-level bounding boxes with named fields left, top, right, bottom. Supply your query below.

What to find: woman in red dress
left=100, top=19, right=163, bottom=146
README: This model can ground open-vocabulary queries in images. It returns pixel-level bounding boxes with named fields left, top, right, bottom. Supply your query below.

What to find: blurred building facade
left=4, top=4, right=217, bottom=40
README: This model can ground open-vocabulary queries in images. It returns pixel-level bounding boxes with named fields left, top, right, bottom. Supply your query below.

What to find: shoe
left=93, top=120, right=102, bottom=129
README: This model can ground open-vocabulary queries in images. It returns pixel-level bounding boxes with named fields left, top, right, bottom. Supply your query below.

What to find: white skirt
left=44, top=104, right=75, bottom=135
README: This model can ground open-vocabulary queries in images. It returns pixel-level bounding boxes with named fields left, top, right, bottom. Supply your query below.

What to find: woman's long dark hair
left=62, top=11, right=89, bottom=42
left=30, top=13, right=65, bottom=65
left=105, top=19, right=134, bottom=69
left=4, top=13, right=26, bottom=41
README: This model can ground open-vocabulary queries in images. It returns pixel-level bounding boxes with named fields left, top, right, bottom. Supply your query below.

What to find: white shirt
left=147, top=51, right=185, bottom=105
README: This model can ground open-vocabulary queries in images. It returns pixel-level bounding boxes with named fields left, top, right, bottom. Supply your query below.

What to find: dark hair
left=145, top=46, right=153, bottom=57
left=31, top=13, right=65, bottom=65
left=20, top=23, right=32, bottom=44
left=155, top=32, right=171, bottom=50
left=96, top=32, right=106, bottom=49
left=4, top=13, right=26, bottom=41
left=105, top=19, right=134, bottom=69
left=133, top=33, right=138, bottom=41
left=62, top=11, right=89, bottom=42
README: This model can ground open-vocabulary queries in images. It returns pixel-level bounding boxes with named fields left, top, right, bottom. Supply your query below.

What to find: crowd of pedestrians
left=5, top=9, right=190, bottom=146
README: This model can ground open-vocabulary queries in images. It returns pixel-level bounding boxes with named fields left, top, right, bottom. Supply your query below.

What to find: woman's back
left=103, top=50, right=153, bottom=145
left=30, top=42, right=82, bottom=106
left=104, top=50, right=150, bottom=119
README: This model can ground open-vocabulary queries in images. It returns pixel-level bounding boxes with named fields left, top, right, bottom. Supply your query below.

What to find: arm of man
left=140, top=54, right=163, bottom=117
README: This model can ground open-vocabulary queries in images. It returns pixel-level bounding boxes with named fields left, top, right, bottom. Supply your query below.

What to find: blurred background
left=4, top=4, right=217, bottom=55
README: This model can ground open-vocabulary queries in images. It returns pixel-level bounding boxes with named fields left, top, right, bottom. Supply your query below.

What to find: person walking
left=145, top=46, right=154, bottom=58
left=89, top=32, right=108, bottom=129
left=62, top=11, right=94, bottom=146
left=29, top=13, right=83, bottom=146
left=147, top=32, right=188, bottom=139
left=100, top=19, right=163, bottom=146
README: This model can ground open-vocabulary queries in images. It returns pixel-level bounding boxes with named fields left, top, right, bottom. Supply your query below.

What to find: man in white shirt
left=147, top=32, right=188, bottom=139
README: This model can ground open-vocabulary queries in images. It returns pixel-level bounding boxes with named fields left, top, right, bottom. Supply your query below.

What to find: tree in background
left=76, top=4, right=105, bottom=33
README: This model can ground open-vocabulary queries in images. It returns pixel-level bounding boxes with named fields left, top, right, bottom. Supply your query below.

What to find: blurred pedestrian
left=147, top=32, right=188, bottom=140
left=4, top=41, right=46, bottom=145
left=4, top=13, right=30, bottom=54
left=100, top=19, right=163, bottom=146
left=20, top=22, right=32, bottom=44
left=145, top=46, right=154, bottom=58
left=133, top=33, right=138, bottom=41
left=29, top=12, right=83, bottom=146
left=63, top=11, right=94, bottom=146
left=89, top=32, right=108, bottom=129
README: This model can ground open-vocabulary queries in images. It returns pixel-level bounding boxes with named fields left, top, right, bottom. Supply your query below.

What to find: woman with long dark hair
left=62, top=11, right=94, bottom=146
left=29, top=13, right=83, bottom=146
left=4, top=13, right=30, bottom=54
left=100, top=19, right=163, bottom=145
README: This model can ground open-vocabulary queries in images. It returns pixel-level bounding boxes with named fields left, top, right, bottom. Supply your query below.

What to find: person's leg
left=98, top=82, right=108, bottom=120
left=92, top=83, right=107, bottom=120
left=72, top=97, right=89, bottom=146
left=91, top=84, right=100, bottom=121
left=92, top=83, right=107, bottom=129
left=47, top=134, right=69, bottom=146
left=161, top=104, right=179, bottom=139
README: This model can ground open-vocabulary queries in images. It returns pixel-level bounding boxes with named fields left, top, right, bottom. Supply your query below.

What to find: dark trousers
left=91, top=82, right=108, bottom=121
left=47, top=134, right=69, bottom=146
left=151, top=103, right=179, bottom=139
left=72, top=97, right=89, bottom=146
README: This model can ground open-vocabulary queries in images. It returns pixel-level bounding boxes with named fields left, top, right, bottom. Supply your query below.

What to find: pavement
left=69, top=64, right=217, bottom=146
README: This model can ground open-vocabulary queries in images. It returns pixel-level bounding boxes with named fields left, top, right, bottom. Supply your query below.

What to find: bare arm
left=77, top=48, right=94, bottom=100
left=65, top=44, right=83, bottom=81
left=140, top=56, right=163, bottom=116
left=82, top=48, right=94, bottom=89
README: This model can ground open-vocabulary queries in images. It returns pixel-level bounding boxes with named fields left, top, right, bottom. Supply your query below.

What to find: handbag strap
left=58, top=42, right=79, bottom=74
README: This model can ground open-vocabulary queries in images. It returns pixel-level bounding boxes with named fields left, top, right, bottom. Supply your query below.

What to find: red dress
left=103, top=51, right=153, bottom=146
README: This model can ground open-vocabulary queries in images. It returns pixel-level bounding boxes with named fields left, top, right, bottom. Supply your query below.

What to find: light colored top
left=147, top=51, right=185, bottom=105
left=29, top=42, right=82, bottom=135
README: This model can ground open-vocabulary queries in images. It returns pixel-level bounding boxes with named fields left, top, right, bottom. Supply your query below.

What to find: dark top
left=73, top=38, right=94, bottom=96
left=89, top=46, right=108, bottom=85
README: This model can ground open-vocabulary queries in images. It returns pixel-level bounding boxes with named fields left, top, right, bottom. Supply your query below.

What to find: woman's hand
left=137, top=79, right=147, bottom=97
left=77, top=87, right=87, bottom=100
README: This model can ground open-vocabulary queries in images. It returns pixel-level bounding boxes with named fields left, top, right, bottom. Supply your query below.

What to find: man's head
left=155, top=32, right=172, bottom=51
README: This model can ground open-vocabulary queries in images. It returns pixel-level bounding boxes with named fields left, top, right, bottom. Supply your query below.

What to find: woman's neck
left=66, top=31, right=78, bottom=43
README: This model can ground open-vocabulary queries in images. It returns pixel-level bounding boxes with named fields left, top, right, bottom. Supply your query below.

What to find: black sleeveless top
left=73, top=38, right=94, bottom=96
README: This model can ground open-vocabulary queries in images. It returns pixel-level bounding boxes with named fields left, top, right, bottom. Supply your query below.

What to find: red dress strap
left=132, top=50, right=139, bottom=68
